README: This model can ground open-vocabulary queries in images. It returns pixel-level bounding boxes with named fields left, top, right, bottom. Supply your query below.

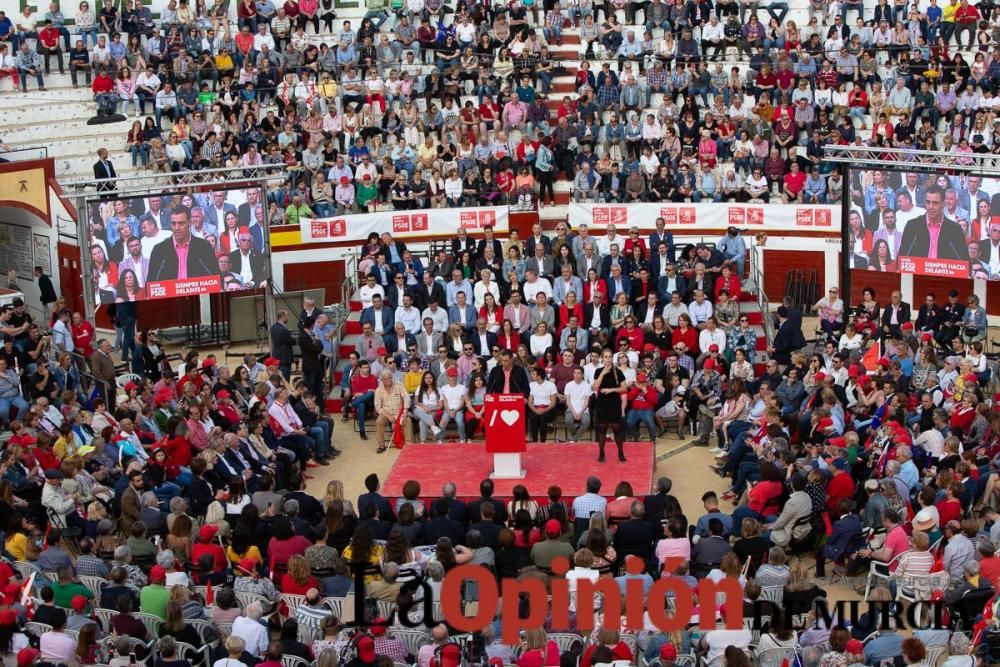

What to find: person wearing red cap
left=696, top=317, right=726, bottom=365
left=139, top=565, right=170, bottom=619
left=334, top=174, right=356, bottom=213
left=625, top=372, right=658, bottom=441
left=529, top=519, right=574, bottom=572
left=192, top=524, right=228, bottom=573
left=690, top=357, right=724, bottom=447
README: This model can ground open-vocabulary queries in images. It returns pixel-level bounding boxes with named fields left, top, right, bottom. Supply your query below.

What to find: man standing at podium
left=486, top=349, right=529, bottom=397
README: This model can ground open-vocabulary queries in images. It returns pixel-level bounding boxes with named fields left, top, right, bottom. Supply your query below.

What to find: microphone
left=150, top=253, right=168, bottom=282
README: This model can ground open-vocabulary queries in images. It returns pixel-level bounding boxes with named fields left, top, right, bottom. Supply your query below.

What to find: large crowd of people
left=6, top=0, right=1000, bottom=213
left=5, top=0, right=1000, bottom=655
left=0, top=214, right=995, bottom=667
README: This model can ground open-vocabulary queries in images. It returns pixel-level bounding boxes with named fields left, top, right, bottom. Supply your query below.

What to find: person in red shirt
left=978, top=542, right=1000, bottom=588
left=625, top=372, right=658, bottom=441
left=233, top=24, right=254, bottom=63
left=935, top=482, right=964, bottom=527
left=732, top=461, right=785, bottom=524
left=37, top=20, right=63, bottom=74
left=71, top=312, right=95, bottom=358
left=782, top=162, right=807, bottom=203
left=671, top=314, right=699, bottom=355
left=614, top=316, right=644, bottom=351
left=279, top=554, right=318, bottom=595
left=954, top=0, right=980, bottom=48
left=192, top=524, right=228, bottom=572
left=91, top=67, right=116, bottom=115
left=825, top=458, right=855, bottom=513
left=349, top=361, right=378, bottom=439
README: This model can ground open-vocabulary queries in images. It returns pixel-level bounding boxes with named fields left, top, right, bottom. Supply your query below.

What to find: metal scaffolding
left=823, top=145, right=1000, bottom=174
left=59, top=164, right=288, bottom=196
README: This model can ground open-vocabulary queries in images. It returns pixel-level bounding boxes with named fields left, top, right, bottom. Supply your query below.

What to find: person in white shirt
left=231, top=602, right=270, bottom=657
left=421, top=302, right=449, bottom=333
left=688, top=290, right=714, bottom=327
left=51, top=310, right=74, bottom=354
left=439, top=369, right=467, bottom=440
left=522, top=269, right=553, bottom=305
left=699, top=625, right=753, bottom=664
left=529, top=321, right=554, bottom=358
left=564, top=548, right=600, bottom=610
left=527, top=366, right=558, bottom=442
left=582, top=352, right=602, bottom=384
left=697, top=318, right=726, bottom=362
left=358, top=275, right=386, bottom=312
left=662, top=292, right=689, bottom=327
left=562, top=367, right=594, bottom=442
left=252, top=23, right=275, bottom=51
left=474, top=269, right=501, bottom=309
left=596, top=224, right=621, bottom=256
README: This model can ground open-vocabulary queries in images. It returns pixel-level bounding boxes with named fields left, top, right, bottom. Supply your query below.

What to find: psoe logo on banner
left=660, top=207, right=678, bottom=224
left=310, top=220, right=330, bottom=240
left=747, top=207, right=765, bottom=225
left=796, top=209, right=815, bottom=226
left=393, top=215, right=412, bottom=233
left=815, top=209, right=833, bottom=227
left=412, top=213, right=429, bottom=232
left=459, top=211, right=480, bottom=229
left=592, top=206, right=628, bottom=226
left=678, top=207, right=696, bottom=225
left=728, top=207, right=746, bottom=226
left=479, top=210, right=497, bottom=227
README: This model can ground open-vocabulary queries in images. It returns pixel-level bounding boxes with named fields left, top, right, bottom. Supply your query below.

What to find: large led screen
left=847, top=170, right=1000, bottom=280
left=85, top=187, right=268, bottom=304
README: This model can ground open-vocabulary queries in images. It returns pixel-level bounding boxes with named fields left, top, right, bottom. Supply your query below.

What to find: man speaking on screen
left=897, top=184, right=970, bottom=261
left=147, top=205, right=221, bottom=281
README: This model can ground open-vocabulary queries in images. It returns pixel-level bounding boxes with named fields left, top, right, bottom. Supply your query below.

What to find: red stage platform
left=382, top=442, right=655, bottom=499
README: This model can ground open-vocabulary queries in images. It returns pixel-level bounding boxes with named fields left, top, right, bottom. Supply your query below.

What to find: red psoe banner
left=298, top=206, right=509, bottom=244
left=897, top=256, right=970, bottom=279
left=146, top=276, right=223, bottom=299
left=568, top=203, right=840, bottom=232
left=484, top=393, right=527, bottom=453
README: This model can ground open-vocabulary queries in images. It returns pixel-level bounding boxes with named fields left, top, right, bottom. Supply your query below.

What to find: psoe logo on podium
left=484, top=393, right=526, bottom=479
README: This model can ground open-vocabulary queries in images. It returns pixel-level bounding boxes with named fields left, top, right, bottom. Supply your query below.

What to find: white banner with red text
left=297, top=207, right=510, bottom=244
left=567, top=202, right=840, bottom=232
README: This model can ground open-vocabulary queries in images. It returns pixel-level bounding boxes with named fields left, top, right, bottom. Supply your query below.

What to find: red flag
left=205, top=581, right=214, bottom=606
left=391, top=405, right=405, bottom=449
left=20, top=573, right=35, bottom=620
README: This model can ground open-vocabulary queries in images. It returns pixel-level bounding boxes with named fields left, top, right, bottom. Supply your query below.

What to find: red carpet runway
left=382, top=442, right=655, bottom=499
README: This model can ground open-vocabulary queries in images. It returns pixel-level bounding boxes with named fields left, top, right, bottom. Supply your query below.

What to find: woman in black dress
left=592, top=347, right=628, bottom=463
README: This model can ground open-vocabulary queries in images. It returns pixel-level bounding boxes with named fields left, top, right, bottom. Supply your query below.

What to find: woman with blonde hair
left=203, top=500, right=232, bottom=539
left=516, top=628, right=560, bottom=667
left=322, top=480, right=356, bottom=517
left=783, top=558, right=826, bottom=610
left=581, top=620, right=634, bottom=667
left=169, top=582, right=205, bottom=620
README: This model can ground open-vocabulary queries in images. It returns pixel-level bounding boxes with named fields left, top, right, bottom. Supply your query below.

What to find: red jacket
left=627, top=385, right=658, bottom=410
left=39, top=26, right=60, bottom=48
left=163, top=435, right=192, bottom=467
left=825, top=470, right=855, bottom=511
left=955, top=4, right=980, bottom=21
left=517, top=641, right=561, bottom=667
left=92, top=75, right=114, bottom=94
